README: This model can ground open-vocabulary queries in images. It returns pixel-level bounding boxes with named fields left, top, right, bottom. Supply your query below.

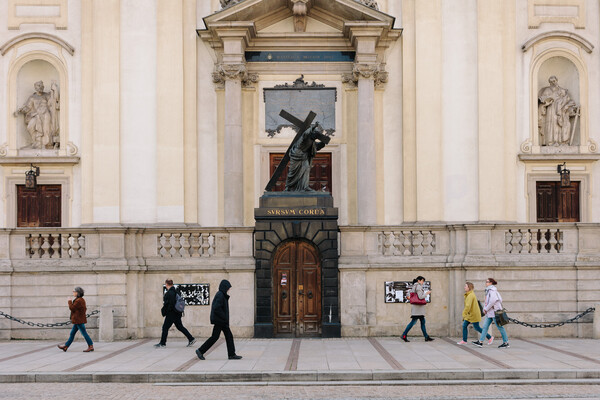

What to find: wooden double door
left=536, top=181, right=579, bottom=222
left=17, top=185, right=61, bottom=227
left=273, top=240, right=322, bottom=337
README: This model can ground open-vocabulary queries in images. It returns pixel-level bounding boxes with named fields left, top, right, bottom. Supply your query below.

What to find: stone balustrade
left=341, top=223, right=600, bottom=266
left=1, top=224, right=598, bottom=269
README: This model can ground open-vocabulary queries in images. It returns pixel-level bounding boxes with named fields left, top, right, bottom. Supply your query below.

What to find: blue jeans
left=479, top=316, right=508, bottom=343
left=463, top=320, right=491, bottom=342
left=65, top=323, right=93, bottom=347
left=402, top=316, right=429, bottom=338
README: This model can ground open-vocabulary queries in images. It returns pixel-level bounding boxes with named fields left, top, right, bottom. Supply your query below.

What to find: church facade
left=0, top=0, right=599, bottom=340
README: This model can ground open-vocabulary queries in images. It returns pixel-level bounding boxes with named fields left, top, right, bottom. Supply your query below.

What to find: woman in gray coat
left=401, top=276, right=434, bottom=342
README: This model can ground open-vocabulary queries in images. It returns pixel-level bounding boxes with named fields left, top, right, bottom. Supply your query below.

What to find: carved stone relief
left=212, top=63, right=258, bottom=88
left=220, top=0, right=243, bottom=9
left=342, top=63, right=388, bottom=88
left=264, top=76, right=336, bottom=138
left=291, top=0, right=310, bottom=32
left=356, top=0, right=379, bottom=10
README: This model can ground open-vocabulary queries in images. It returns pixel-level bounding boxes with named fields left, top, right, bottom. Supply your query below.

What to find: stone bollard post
left=594, top=304, right=600, bottom=340
left=99, top=305, right=114, bottom=342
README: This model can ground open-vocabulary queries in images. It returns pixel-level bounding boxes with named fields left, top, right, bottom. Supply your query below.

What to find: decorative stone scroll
left=212, top=63, right=258, bottom=88
left=342, top=63, right=388, bottom=87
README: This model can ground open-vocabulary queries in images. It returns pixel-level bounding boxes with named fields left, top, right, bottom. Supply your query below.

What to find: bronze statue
left=264, top=110, right=330, bottom=193
left=285, top=122, right=329, bottom=192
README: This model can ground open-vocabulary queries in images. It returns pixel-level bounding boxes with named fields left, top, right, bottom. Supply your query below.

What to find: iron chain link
left=0, top=310, right=99, bottom=328
left=507, top=307, right=595, bottom=328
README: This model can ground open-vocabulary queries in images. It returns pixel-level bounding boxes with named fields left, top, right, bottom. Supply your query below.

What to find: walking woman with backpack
left=457, top=281, right=493, bottom=345
left=57, top=287, right=94, bottom=352
left=401, top=276, right=434, bottom=342
left=472, top=278, right=510, bottom=348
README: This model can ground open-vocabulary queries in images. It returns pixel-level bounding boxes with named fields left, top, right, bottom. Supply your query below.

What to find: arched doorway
left=273, top=240, right=322, bottom=337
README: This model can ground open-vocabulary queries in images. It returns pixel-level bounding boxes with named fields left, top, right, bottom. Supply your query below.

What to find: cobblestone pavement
left=1, top=383, right=600, bottom=400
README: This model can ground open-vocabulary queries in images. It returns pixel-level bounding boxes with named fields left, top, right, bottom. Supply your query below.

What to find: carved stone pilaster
left=212, top=63, right=258, bottom=88
left=291, top=0, right=311, bottom=33
left=342, top=63, right=388, bottom=88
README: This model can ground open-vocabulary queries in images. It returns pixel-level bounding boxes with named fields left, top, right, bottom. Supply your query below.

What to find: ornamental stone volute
left=342, top=63, right=388, bottom=87
left=212, top=63, right=258, bottom=87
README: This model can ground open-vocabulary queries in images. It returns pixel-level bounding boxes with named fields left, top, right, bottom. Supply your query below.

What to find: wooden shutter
left=536, top=182, right=557, bottom=222
left=558, top=182, right=579, bottom=222
left=17, top=186, right=40, bottom=227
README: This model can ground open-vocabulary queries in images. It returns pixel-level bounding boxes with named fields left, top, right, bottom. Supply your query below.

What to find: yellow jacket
left=462, top=290, right=482, bottom=323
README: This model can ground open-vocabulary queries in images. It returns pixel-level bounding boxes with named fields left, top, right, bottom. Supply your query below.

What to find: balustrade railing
left=157, top=232, right=217, bottom=257
left=378, top=230, right=436, bottom=256
left=25, top=233, right=86, bottom=258
left=505, top=228, right=562, bottom=254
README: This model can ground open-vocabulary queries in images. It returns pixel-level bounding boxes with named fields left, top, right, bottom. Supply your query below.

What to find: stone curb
left=0, top=369, right=599, bottom=384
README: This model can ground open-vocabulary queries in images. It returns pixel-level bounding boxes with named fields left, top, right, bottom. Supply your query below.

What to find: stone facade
left=0, top=0, right=599, bottom=340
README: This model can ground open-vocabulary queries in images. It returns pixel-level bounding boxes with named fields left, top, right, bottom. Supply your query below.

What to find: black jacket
left=161, top=286, right=181, bottom=317
left=210, top=280, right=231, bottom=327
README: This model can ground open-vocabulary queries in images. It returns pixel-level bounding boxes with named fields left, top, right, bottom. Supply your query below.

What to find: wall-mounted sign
left=385, top=281, right=431, bottom=304
left=163, top=283, right=210, bottom=306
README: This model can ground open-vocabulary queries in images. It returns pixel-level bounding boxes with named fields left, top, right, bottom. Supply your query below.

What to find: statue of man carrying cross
left=265, top=110, right=330, bottom=192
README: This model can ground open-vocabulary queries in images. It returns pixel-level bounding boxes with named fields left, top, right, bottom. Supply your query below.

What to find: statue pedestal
left=257, top=191, right=336, bottom=217
left=254, top=191, right=340, bottom=338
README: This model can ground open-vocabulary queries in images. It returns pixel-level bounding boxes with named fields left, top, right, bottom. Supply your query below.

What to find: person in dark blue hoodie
left=196, top=279, right=242, bottom=360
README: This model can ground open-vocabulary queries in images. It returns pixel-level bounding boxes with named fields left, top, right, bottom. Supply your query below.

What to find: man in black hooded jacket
left=196, top=279, right=242, bottom=360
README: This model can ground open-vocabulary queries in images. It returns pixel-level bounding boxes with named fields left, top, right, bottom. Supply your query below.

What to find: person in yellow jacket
left=457, top=282, right=493, bottom=345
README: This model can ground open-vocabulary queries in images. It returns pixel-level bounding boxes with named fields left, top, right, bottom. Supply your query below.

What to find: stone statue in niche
left=285, top=122, right=330, bottom=192
left=538, top=76, right=579, bottom=146
left=14, top=80, right=60, bottom=149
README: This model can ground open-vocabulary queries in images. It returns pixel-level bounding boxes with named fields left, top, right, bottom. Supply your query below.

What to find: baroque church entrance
left=273, top=240, right=322, bottom=337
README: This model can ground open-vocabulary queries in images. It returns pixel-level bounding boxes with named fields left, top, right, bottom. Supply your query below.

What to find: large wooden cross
left=264, top=110, right=316, bottom=192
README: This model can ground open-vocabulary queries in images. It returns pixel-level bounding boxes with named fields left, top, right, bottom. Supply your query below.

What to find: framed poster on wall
left=385, top=281, right=431, bottom=304
left=163, top=283, right=210, bottom=305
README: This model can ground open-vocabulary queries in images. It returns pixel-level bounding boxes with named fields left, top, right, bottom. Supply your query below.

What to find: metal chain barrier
left=0, top=310, right=99, bottom=328
left=507, top=307, right=595, bottom=328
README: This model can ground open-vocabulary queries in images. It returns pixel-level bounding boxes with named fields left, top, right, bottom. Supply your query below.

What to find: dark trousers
left=198, top=324, right=236, bottom=356
left=160, top=313, right=194, bottom=345
left=402, top=315, right=429, bottom=338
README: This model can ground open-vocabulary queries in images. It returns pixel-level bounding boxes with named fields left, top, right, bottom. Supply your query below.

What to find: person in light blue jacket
left=472, top=278, right=509, bottom=348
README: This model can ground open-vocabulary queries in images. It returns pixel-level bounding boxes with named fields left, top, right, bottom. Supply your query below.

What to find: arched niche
left=527, top=45, right=593, bottom=154
left=537, top=56, right=580, bottom=146
left=16, top=59, right=60, bottom=149
left=7, top=51, right=68, bottom=157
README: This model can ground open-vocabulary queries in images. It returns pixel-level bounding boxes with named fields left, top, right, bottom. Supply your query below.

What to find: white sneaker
left=456, top=340, right=467, bottom=345
left=487, top=336, right=494, bottom=345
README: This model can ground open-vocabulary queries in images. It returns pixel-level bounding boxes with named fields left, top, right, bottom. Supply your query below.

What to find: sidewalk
left=0, top=337, right=599, bottom=384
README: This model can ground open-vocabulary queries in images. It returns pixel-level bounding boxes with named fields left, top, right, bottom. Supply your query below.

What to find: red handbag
left=409, top=292, right=427, bottom=305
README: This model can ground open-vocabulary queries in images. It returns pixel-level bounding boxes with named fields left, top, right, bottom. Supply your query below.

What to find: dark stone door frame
left=254, top=194, right=340, bottom=338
